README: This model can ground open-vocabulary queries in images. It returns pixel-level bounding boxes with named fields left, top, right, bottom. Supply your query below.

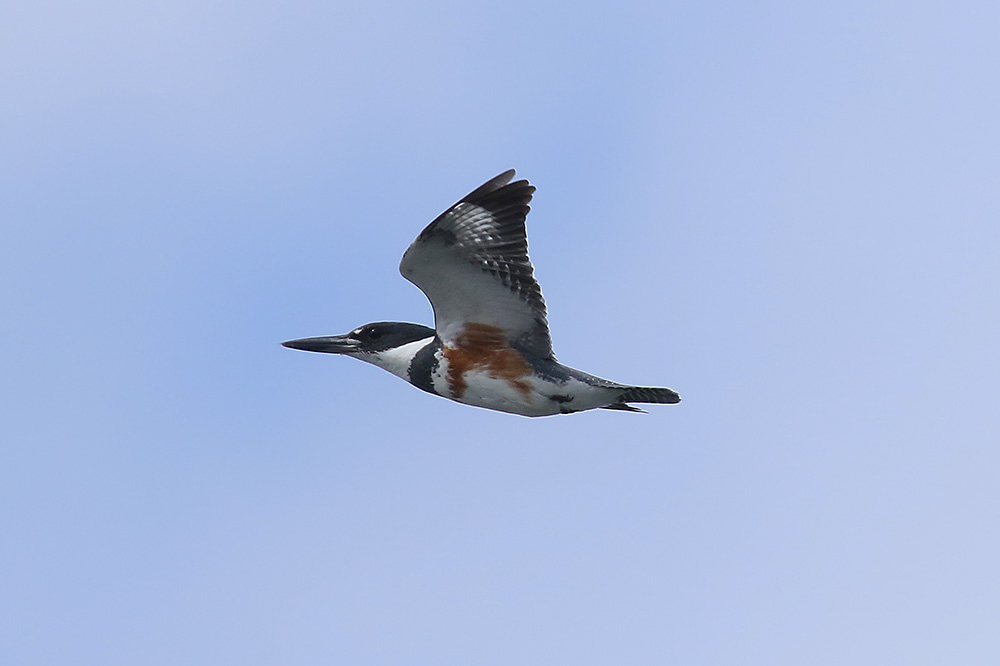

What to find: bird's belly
left=451, top=371, right=555, bottom=416
left=430, top=363, right=611, bottom=417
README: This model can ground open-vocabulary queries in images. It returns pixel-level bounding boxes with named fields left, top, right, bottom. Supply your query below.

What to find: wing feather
left=399, top=170, right=554, bottom=358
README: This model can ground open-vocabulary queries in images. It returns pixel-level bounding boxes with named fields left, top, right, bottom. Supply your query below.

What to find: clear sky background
left=3, top=1, right=999, bottom=664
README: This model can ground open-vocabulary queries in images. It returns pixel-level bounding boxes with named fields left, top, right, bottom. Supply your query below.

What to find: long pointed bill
left=281, top=335, right=361, bottom=354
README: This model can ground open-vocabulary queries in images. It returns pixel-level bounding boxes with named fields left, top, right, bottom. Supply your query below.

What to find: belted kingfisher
left=282, top=170, right=681, bottom=416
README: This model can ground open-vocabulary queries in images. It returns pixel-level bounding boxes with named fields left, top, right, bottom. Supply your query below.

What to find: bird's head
left=282, top=322, right=436, bottom=373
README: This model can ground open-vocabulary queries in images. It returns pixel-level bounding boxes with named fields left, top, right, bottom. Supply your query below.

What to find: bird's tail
left=602, top=386, right=681, bottom=413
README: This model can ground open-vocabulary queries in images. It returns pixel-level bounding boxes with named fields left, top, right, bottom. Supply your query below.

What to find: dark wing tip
left=417, top=170, right=536, bottom=244
left=464, top=169, right=516, bottom=198
left=465, top=171, right=535, bottom=221
left=461, top=169, right=534, bottom=206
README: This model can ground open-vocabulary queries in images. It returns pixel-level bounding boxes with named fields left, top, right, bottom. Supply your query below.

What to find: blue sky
left=3, top=1, right=999, bottom=664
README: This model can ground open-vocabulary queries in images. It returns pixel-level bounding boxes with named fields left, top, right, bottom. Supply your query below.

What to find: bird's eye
left=358, top=326, right=382, bottom=341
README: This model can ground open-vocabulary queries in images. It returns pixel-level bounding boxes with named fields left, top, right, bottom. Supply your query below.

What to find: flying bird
left=282, top=170, right=680, bottom=416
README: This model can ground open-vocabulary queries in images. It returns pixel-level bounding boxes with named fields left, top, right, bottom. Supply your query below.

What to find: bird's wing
left=399, top=169, right=554, bottom=358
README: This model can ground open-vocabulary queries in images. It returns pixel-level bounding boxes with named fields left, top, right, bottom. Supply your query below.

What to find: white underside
left=353, top=340, right=622, bottom=416
left=431, top=361, right=618, bottom=417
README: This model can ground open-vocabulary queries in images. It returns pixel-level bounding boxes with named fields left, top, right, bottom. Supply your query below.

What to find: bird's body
left=283, top=170, right=680, bottom=416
